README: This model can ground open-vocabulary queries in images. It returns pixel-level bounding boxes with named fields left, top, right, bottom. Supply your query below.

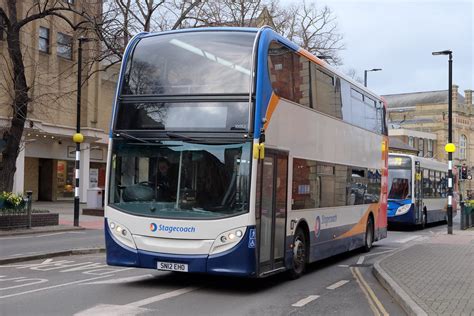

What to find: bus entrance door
left=415, top=161, right=422, bottom=224
left=256, top=150, right=288, bottom=276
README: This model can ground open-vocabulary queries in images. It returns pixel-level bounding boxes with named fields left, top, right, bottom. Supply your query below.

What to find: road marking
left=75, top=304, right=150, bottom=316
left=0, top=275, right=110, bottom=299
left=85, top=274, right=154, bottom=285
left=326, top=280, right=349, bottom=290
left=127, top=286, right=199, bottom=308
left=357, top=256, right=365, bottom=265
left=395, top=235, right=420, bottom=243
left=338, top=264, right=350, bottom=268
left=291, top=295, right=320, bottom=307
left=351, top=267, right=388, bottom=316
left=0, top=232, right=68, bottom=240
left=0, top=276, right=48, bottom=290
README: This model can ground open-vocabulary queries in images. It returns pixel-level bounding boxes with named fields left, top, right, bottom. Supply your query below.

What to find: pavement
left=374, top=215, right=474, bottom=316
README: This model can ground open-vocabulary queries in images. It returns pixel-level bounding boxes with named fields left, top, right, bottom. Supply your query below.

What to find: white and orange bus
left=105, top=26, right=388, bottom=278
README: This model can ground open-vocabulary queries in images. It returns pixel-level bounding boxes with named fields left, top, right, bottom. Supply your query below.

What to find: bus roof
left=131, top=26, right=383, bottom=101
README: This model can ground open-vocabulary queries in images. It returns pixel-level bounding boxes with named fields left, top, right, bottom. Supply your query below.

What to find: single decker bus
left=388, top=153, right=456, bottom=228
left=105, top=26, right=388, bottom=278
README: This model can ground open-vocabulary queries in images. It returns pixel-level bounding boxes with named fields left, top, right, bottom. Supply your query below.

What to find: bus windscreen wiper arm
left=166, top=132, right=198, bottom=142
left=115, top=132, right=149, bottom=143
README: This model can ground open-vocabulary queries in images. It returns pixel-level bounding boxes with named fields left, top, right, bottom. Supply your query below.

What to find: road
left=0, top=223, right=449, bottom=315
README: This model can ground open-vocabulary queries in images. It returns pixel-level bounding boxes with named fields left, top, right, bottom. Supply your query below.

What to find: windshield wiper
left=114, top=132, right=149, bottom=143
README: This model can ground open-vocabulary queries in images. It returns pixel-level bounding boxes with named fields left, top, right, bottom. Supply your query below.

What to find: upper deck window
left=122, top=31, right=256, bottom=96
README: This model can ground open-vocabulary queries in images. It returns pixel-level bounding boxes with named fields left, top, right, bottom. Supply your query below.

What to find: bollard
left=460, top=202, right=465, bottom=230
left=26, top=191, right=33, bottom=229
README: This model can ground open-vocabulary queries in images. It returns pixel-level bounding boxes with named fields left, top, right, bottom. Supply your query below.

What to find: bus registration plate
left=157, top=261, right=188, bottom=272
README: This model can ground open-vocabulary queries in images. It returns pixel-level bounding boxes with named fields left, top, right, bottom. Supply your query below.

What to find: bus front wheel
left=363, top=216, right=374, bottom=252
left=288, top=228, right=307, bottom=279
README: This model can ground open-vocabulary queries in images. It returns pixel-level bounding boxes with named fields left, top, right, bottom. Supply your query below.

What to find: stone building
left=0, top=1, right=110, bottom=202
left=384, top=86, right=474, bottom=196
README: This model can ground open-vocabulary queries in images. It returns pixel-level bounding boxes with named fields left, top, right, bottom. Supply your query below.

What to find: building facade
left=0, top=1, right=112, bottom=202
left=384, top=86, right=474, bottom=197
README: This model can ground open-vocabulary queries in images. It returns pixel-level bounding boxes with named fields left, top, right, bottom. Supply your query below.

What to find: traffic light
left=461, top=165, right=468, bottom=180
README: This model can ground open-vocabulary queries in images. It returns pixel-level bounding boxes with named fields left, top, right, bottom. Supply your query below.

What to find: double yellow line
left=351, top=267, right=389, bottom=316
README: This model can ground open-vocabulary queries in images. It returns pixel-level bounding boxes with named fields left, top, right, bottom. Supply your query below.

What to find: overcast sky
left=310, top=0, right=473, bottom=96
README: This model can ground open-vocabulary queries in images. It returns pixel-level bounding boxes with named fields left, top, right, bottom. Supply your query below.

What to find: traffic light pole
left=447, top=53, right=453, bottom=235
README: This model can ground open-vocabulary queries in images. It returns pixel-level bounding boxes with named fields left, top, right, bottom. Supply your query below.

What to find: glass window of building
left=459, top=134, right=467, bottom=160
left=427, top=139, right=434, bottom=158
left=418, top=138, right=424, bottom=157
left=57, top=32, right=73, bottom=59
left=39, top=27, right=50, bottom=53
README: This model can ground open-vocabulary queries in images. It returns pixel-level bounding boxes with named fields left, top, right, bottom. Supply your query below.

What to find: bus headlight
left=395, top=204, right=412, bottom=216
left=210, top=227, right=247, bottom=255
left=109, top=220, right=136, bottom=249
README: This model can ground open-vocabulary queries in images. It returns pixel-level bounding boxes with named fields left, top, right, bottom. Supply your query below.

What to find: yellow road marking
left=351, top=267, right=389, bottom=316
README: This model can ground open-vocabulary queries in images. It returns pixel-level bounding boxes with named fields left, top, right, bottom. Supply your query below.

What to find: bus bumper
left=387, top=207, right=416, bottom=224
left=105, top=219, right=257, bottom=277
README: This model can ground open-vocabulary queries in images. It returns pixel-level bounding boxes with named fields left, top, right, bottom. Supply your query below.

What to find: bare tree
left=274, top=0, right=344, bottom=64
left=345, top=68, right=364, bottom=84
left=0, top=0, right=100, bottom=192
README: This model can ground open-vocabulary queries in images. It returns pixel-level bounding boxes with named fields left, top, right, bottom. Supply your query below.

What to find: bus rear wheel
left=363, top=216, right=374, bottom=252
left=288, top=228, right=307, bottom=279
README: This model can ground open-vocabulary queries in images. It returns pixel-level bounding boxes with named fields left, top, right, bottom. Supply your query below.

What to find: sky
left=307, top=0, right=473, bottom=96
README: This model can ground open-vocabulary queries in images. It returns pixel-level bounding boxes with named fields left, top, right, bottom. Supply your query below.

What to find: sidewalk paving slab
left=374, top=228, right=474, bottom=316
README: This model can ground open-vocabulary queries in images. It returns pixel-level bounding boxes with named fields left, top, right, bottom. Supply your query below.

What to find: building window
left=427, top=139, right=433, bottom=158
left=57, top=32, right=72, bottom=59
left=459, top=134, right=467, bottom=160
left=408, top=136, right=414, bottom=148
left=418, top=138, right=424, bottom=157
left=39, top=27, right=50, bottom=53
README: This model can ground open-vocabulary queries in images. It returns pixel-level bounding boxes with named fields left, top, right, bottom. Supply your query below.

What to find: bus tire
left=421, top=209, right=427, bottom=229
left=288, top=227, right=307, bottom=279
left=363, top=216, right=374, bottom=253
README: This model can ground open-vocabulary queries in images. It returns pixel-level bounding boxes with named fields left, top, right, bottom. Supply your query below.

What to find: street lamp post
left=73, top=37, right=93, bottom=227
left=432, top=49, right=453, bottom=235
left=364, top=68, right=382, bottom=87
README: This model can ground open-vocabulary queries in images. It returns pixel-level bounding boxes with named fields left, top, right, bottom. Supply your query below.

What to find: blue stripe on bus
left=105, top=219, right=257, bottom=277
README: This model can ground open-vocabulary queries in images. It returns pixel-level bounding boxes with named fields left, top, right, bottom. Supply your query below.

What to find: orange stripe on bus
left=335, top=204, right=380, bottom=239
left=264, top=93, right=280, bottom=130
left=297, top=49, right=326, bottom=66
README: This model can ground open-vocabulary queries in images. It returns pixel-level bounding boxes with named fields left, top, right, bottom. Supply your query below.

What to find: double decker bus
left=105, top=26, right=388, bottom=278
left=388, top=154, right=455, bottom=228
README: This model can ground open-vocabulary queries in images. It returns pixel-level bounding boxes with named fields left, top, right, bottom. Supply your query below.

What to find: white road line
left=75, top=304, right=150, bottom=316
left=85, top=274, right=154, bottom=285
left=127, top=286, right=199, bottom=308
left=291, top=295, right=320, bottom=307
left=338, top=264, right=350, bottom=268
left=395, top=236, right=420, bottom=243
left=326, top=280, right=350, bottom=290
left=0, top=232, right=67, bottom=240
left=0, top=275, right=110, bottom=299
left=357, top=256, right=365, bottom=265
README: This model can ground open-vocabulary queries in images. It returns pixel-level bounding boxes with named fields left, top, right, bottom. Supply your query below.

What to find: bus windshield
left=108, top=140, right=251, bottom=219
left=121, top=31, right=256, bottom=95
left=388, top=169, right=411, bottom=200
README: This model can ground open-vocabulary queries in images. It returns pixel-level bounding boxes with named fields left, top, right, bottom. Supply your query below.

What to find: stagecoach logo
left=149, top=222, right=196, bottom=233
left=314, top=216, right=321, bottom=238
